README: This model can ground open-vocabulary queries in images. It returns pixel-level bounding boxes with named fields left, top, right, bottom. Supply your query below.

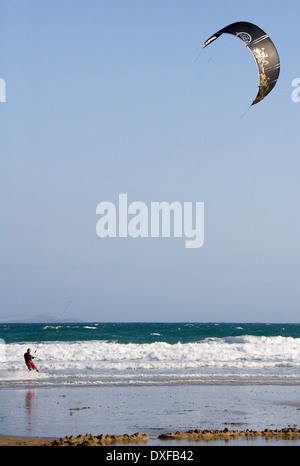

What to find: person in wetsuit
left=24, top=348, right=38, bottom=372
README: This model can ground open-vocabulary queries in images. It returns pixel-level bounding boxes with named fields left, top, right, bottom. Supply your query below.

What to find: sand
left=0, top=434, right=55, bottom=446
left=0, top=432, right=149, bottom=446
left=1, top=384, right=300, bottom=446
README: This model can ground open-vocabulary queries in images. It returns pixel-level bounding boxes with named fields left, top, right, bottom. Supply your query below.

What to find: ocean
left=1, top=322, right=299, bottom=387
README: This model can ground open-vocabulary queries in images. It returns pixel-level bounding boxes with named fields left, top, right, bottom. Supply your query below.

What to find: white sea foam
left=1, top=335, right=299, bottom=386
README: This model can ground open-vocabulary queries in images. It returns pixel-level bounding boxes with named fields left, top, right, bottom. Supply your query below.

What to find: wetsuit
left=24, top=352, right=38, bottom=371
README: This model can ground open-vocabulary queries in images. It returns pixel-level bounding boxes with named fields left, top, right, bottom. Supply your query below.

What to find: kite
left=203, top=21, right=280, bottom=105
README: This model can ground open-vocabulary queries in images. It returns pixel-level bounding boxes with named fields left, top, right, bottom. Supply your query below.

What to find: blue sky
left=1, top=0, right=300, bottom=322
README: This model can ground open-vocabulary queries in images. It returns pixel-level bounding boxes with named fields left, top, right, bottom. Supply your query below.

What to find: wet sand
left=1, top=383, right=299, bottom=446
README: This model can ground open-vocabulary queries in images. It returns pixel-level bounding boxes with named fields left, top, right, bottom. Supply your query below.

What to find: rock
left=49, top=432, right=149, bottom=446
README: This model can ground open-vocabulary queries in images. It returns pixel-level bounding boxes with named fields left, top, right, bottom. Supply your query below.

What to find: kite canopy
left=203, top=21, right=280, bottom=105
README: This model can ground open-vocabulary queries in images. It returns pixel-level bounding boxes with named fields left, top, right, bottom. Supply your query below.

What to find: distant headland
left=0, top=315, right=84, bottom=323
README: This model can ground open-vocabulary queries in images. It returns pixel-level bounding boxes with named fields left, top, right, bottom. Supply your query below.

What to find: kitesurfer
left=24, top=348, right=39, bottom=372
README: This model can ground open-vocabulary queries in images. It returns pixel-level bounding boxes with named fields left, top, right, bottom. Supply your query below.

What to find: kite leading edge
left=203, top=21, right=280, bottom=105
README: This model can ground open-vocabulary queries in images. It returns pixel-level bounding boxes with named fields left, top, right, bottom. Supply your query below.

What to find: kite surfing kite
left=203, top=21, right=280, bottom=105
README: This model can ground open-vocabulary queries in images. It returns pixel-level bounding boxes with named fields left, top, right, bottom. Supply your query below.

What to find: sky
left=1, top=0, right=300, bottom=322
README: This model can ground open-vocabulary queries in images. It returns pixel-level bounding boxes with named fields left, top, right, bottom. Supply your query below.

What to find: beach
left=1, top=383, right=300, bottom=446
left=1, top=323, right=299, bottom=446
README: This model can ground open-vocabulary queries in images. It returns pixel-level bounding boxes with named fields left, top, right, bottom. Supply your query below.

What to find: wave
left=1, top=335, right=300, bottom=374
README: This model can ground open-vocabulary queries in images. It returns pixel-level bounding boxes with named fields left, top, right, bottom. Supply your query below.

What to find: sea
left=1, top=322, right=299, bottom=387
left=1, top=322, right=300, bottom=445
